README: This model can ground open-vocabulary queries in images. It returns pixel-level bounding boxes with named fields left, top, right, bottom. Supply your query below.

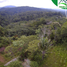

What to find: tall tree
left=39, top=37, right=50, bottom=60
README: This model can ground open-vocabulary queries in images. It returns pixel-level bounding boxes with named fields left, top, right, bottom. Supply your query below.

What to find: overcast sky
left=0, top=0, right=60, bottom=9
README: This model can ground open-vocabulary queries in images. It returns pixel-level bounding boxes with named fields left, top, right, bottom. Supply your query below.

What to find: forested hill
left=0, top=6, right=54, bottom=15
left=0, top=6, right=65, bottom=15
left=0, top=6, right=67, bottom=67
left=0, top=6, right=66, bottom=36
left=0, top=6, right=65, bottom=27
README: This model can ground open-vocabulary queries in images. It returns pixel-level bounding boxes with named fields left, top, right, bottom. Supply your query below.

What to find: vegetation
left=30, top=61, right=39, bottom=67
left=0, top=6, right=67, bottom=67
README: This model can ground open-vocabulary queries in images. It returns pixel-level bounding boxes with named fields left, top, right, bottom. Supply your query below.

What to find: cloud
left=0, top=0, right=7, bottom=3
left=0, top=0, right=59, bottom=9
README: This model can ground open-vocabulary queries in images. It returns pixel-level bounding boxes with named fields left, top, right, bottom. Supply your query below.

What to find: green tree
left=0, top=26, right=5, bottom=36
left=25, top=40, right=40, bottom=60
left=61, top=22, right=67, bottom=43
left=5, top=40, right=24, bottom=57
left=39, top=37, right=50, bottom=60
left=30, top=61, right=38, bottom=67
left=61, top=22, right=67, bottom=38
left=19, top=35, right=37, bottom=60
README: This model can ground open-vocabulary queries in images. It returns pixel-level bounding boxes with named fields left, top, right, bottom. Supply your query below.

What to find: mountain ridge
left=0, top=6, right=55, bottom=15
left=0, top=5, right=16, bottom=8
left=0, top=6, right=65, bottom=16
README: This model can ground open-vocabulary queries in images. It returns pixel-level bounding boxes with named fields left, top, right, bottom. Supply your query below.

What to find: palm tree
left=39, top=37, right=50, bottom=60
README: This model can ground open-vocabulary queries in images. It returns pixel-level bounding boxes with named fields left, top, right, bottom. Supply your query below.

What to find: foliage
left=0, top=37, right=11, bottom=48
left=0, top=6, right=67, bottom=67
left=39, top=37, right=50, bottom=50
left=0, top=9, right=64, bottom=36
left=12, top=40, right=24, bottom=47
left=61, top=22, right=67, bottom=38
left=25, top=40, right=42, bottom=61
left=20, top=39, right=43, bottom=64
left=0, top=65, right=4, bottom=67
left=30, top=61, right=39, bottom=67
left=0, top=26, right=5, bottom=36
left=18, top=35, right=37, bottom=45
left=26, top=40, right=40, bottom=53
left=44, top=44, right=67, bottom=67
left=4, top=40, right=24, bottom=57
left=52, top=22, right=67, bottom=43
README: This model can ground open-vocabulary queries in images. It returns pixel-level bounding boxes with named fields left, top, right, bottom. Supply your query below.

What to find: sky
left=0, top=0, right=60, bottom=9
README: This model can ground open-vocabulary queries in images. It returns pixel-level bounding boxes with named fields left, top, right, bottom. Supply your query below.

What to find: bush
left=0, top=65, right=5, bottom=67
left=0, top=43, right=3, bottom=48
left=18, top=35, right=37, bottom=45
left=4, top=40, right=24, bottom=57
left=0, top=37, right=11, bottom=48
left=30, top=61, right=39, bottom=67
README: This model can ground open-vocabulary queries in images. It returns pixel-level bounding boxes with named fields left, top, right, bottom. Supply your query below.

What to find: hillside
left=0, top=6, right=66, bottom=36
left=0, top=6, right=52, bottom=15
left=0, top=6, right=65, bottom=15
left=0, top=6, right=67, bottom=67
left=0, top=6, right=65, bottom=27
left=0, top=6, right=53, bottom=11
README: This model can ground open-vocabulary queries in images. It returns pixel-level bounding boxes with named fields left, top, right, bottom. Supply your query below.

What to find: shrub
left=4, top=40, right=24, bottom=57
left=61, top=22, right=67, bottom=41
left=0, top=65, right=4, bottom=67
left=0, top=37, right=9, bottom=48
left=30, top=61, right=39, bottom=67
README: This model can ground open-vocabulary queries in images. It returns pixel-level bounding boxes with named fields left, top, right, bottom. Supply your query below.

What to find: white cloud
left=0, top=0, right=7, bottom=3
left=0, top=0, right=59, bottom=9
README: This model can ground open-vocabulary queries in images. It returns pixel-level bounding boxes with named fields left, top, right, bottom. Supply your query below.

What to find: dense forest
left=0, top=6, right=67, bottom=67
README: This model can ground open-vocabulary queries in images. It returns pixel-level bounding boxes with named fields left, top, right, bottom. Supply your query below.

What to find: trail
left=22, top=59, right=30, bottom=67
left=4, top=58, right=31, bottom=67
left=4, top=57, right=18, bottom=66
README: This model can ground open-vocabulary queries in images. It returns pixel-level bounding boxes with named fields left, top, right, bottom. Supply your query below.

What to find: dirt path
left=4, top=57, right=30, bottom=67
left=4, top=57, right=18, bottom=66
left=22, top=59, right=30, bottom=67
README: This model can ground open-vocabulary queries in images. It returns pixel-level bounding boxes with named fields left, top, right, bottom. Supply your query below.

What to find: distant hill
left=0, top=6, right=55, bottom=15
left=0, top=6, right=65, bottom=16
left=0, top=6, right=65, bottom=32
left=2, top=5, right=16, bottom=8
